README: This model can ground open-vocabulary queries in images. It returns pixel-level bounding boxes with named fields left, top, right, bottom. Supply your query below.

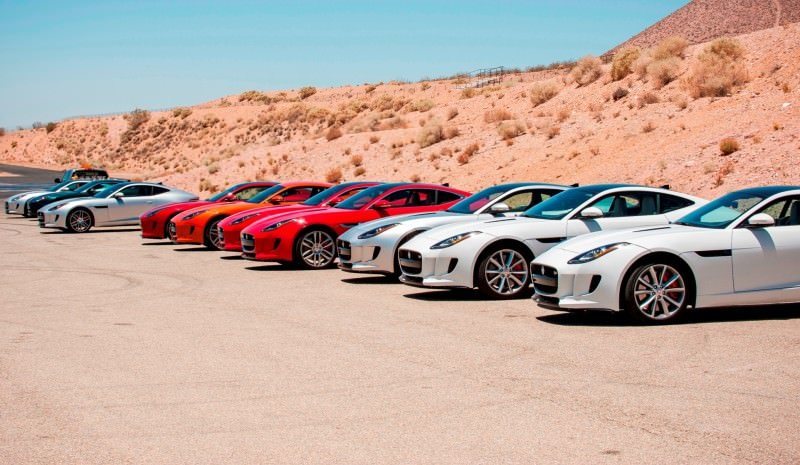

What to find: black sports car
left=24, top=179, right=128, bottom=217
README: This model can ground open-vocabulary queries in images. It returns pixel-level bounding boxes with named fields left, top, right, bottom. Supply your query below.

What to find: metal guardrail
left=455, top=66, right=505, bottom=89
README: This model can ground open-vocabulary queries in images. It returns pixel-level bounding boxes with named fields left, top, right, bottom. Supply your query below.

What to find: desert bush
left=714, top=160, right=735, bottom=186
left=298, top=86, right=317, bottom=99
left=652, top=36, right=689, bottom=60
left=497, top=120, right=526, bottom=140
left=688, top=38, right=748, bottom=98
left=409, top=99, right=435, bottom=112
left=457, top=142, right=479, bottom=165
left=410, top=174, right=421, bottom=182
left=642, top=121, right=656, bottom=133
left=239, top=90, right=272, bottom=104
left=354, top=166, right=366, bottom=176
left=126, top=109, right=150, bottom=131
left=461, top=88, right=476, bottom=99
left=647, top=56, right=682, bottom=87
left=529, top=80, right=560, bottom=106
left=446, top=108, right=459, bottom=120
left=365, top=85, right=377, bottom=93
left=325, top=167, right=343, bottom=183
left=638, top=91, right=660, bottom=107
left=483, top=108, right=513, bottom=123
left=325, top=127, right=343, bottom=141
left=611, top=46, right=641, bottom=81
left=350, top=154, right=363, bottom=166
left=612, top=87, right=629, bottom=101
left=207, top=163, right=219, bottom=175
left=417, top=122, right=443, bottom=148
left=172, top=107, right=192, bottom=119
left=570, top=55, right=603, bottom=86
left=719, top=137, right=740, bottom=155
left=45, top=122, right=58, bottom=133
left=369, top=135, right=380, bottom=144
left=32, top=122, right=44, bottom=129
left=546, top=125, right=561, bottom=139
left=443, top=127, right=459, bottom=139
left=0, top=127, right=5, bottom=136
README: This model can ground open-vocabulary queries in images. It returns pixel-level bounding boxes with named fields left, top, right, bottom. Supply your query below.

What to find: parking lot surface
left=1, top=211, right=799, bottom=464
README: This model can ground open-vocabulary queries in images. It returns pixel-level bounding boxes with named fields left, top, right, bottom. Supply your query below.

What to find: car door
left=565, top=190, right=667, bottom=237
left=109, top=185, right=154, bottom=223
left=732, top=196, right=800, bottom=295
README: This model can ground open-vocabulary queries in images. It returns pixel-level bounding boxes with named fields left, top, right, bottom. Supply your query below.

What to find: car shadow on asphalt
left=537, top=304, right=800, bottom=327
left=341, top=275, right=398, bottom=285
left=140, top=241, right=175, bottom=246
left=244, top=263, right=301, bottom=272
left=219, top=255, right=244, bottom=260
left=403, top=289, right=498, bottom=301
left=172, top=247, right=211, bottom=252
left=39, top=228, right=141, bottom=234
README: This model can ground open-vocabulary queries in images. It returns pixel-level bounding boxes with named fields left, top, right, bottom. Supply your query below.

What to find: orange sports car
left=171, top=181, right=331, bottom=248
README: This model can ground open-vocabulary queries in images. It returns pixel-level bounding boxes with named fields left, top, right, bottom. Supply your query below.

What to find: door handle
left=146, top=200, right=153, bottom=204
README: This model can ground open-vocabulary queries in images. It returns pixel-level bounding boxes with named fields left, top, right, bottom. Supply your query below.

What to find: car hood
left=8, top=190, right=49, bottom=201
left=346, top=211, right=464, bottom=235
left=44, top=197, right=110, bottom=210
left=413, top=215, right=554, bottom=242
left=554, top=224, right=727, bottom=254
left=222, top=204, right=324, bottom=225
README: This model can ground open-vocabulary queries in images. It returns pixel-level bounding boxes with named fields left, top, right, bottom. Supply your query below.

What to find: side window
left=755, top=197, right=800, bottom=226
left=280, top=187, right=313, bottom=202
left=117, top=185, right=152, bottom=197
left=588, top=192, right=659, bottom=218
left=381, top=190, right=413, bottom=207
left=151, top=186, right=169, bottom=195
left=435, top=190, right=462, bottom=205
left=234, top=187, right=264, bottom=201
left=407, top=189, right=436, bottom=207
left=659, top=194, right=694, bottom=213
left=504, top=189, right=562, bottom=212
left=332, top=188, right=365, bottom=203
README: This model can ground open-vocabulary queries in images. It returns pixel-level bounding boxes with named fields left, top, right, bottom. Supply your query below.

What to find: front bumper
left=140, top=217, right=167, bottom=239
left=5, top=200, right=22, bottom=214
left=336, top=239, right=390, bottom=274
left=241, top=231, right=293, bottom=262
left=220, top=225, right=245, bottom=251
left=38, top=210, right=65, bottom=229
left=396, top=246, right=470, bottom=288
left=173, top=221, right=204, bottom=244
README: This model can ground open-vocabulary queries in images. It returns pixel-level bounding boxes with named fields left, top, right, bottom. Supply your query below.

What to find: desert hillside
left=1, top=23, right=798, bottom=199
left=607, top=0, right=800, bottom=54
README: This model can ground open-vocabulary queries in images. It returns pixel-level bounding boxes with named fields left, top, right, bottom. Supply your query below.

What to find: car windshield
left=336, top=185, right=396, bottom=210
left=302, top=183, right=357, bottom=206
left=75, top=181, right=114, bottom=194
left=447, top=185, right=514, bottom=214
left=674, top=191, right=765, bottom=229
left=523, top=188, right=597, bottom=220
left=93, top=184, right=127, bottom=198
left=208, top=183, right=249, bottom=202
left=60, top=181, right=86, bottom=192
left=48, top=180, right=75, bottom=192
left=245, top=184, right=285, bottom=203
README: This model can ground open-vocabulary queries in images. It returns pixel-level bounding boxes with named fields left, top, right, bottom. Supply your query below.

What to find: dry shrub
left=443, top=126, right=460, bottom=139
left=529, top=80, right=560, bottom=107
left=653, top=36, right=688, bottom=60
left=556, top=108, right=571, bottom=123
left=0, top=127, right=5, bottom=137
left=325, top=127, right=342, bottom=141
left=207, top=163, right=219, bottom=174
left=45, top=122, right=58, bottom=133
left=410, top=174, right=421, bottom=182
left=461, top=88, right=476, bottom=99
left=647, top=56, right=682, bottom=88
left=497, top=120, right=525, bottom=140
left=688, top=38, right=748, bottom=98
left=125, top=109, right=150, bottom=131
left=457, top=142, right=479, bottom=165
left=642, top=121, right=656, bottom=133
left=719, top=137, right=740, bottom=155
left=172, top=107, right=192, bottom=119
left=354, top=166, right=366, bottom=176
left=612, top=87, right=629, bottom=101
left=409, top=99, right=435, bottom=112
left=714, top=160, right=735, bottom=186
left=350, top=154, right=363, bottom=166
left=484, top=108, right=513, bottom=123
left=369, top=135, right=380, bottom=144
left=611, top=46, right=641, bottom=81
left=298, top=86, right=317, bottom=99
left=546, top=125, right=561, bottom=139
left=417, top=122, right=443, bottom=148
left=638, top=91, right=660, bottom=107
left=364, top=85, right=377, bottom=93
left=570, top=55, right=603, bottom=86
left=326, top=167, right=343, bottom=183
left=446, top=107, right=459, bottom=120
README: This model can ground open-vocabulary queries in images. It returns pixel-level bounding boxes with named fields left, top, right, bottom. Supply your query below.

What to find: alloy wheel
left=299, top=230, right=336, bottom=268
left=633, top=264, right=686, bottom=320
left=483, top=249, right=529, bottom=296
left=167, top=221, right=177, bottom=241
left=69, top=210, right=92, bottom=233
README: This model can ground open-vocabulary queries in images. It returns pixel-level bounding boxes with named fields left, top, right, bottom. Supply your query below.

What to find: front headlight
left=358, top=223, right=399, bottom=240
left=261, top=219, right=295, bottom=232
left=567, top=242, right=630, bottom=264
left=182, top=209, right=208, bottom=221
left=49, top=202, right=71, bottom=211
left=430, top=231, right=481, bottom=249
left=231, top=213, right=257, bottom=225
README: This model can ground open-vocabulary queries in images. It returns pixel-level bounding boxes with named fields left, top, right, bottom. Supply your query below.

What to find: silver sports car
left=5, top=180, right=90, bottom=214
left=38, top=182, right=197, bottom=233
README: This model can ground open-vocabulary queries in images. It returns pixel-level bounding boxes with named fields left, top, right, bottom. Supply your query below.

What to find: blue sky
left=0, top=1, right=687, bottom=129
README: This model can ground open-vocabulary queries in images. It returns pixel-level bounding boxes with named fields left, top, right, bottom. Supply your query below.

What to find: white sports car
left=337, top=183, right=570, bottom=276
left=39, top=182, right=197, bottom=233
left=5, top=180, right=89, bottom=214
left=398, top=184, right=705, bottom=299
left=531, top=186, right=800, bottom=323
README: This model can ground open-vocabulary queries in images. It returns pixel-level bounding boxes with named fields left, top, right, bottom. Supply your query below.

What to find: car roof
left=732, top=186, right=800, bottom=197
left=494, top=182, right=568, bottom=189
left=278, top=181, right=333, bottom=188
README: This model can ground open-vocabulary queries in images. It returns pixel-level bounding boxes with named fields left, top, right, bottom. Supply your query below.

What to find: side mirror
left=54, top=178, right=61, bottom=183
left=373, top=200, right=392, bottom=209
left=222, top=193, right=237, bottom=202
left=579, top=206, right=604, bottom=219
left=112, top=192, right=124, bottom=199
left=488, top=202, right=511, bottom=214
left=746, top=213, right=775, bottom=228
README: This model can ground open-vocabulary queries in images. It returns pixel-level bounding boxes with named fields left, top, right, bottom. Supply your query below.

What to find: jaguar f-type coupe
left=337, top=182, right=570, bottom=276
left=239, top=183, right=470, bottom=269
left=531, top=186, right=800, bottom=323
left=39, top=182, right=197, bottom=233
left=170, top=181, right=331, bottom=248
left=217, top=181, right=381, bottom=252
left=24, top=179, right=129, bottom=217
left=5, top=180, right=90, bottom=214
left=139, top=181, right=278, bottom=240
left=397, top=184, right=705, bottom=299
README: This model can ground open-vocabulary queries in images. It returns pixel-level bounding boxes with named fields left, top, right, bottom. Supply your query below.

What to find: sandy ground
left=1, top=201, right=799, bottom=463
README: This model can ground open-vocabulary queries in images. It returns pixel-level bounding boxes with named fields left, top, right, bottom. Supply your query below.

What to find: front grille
left=241, top=233, right=255, bottom=256
left=531, top=264, right=558, bottom=294
left=337, top=240, right=351, bottom=261
left=37, top=212, right=45, bottom=227
left=398, top=249, right=422, bottom=275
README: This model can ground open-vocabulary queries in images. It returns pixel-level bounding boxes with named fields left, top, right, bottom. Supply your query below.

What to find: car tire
left=204, top=217, right=224, bottom=250
left=66, top=208, right=93, bottom=233
left=164, top=214, right=178, bottom=240
left=294, top=228, right=337, bottom=269
left=623, top=259, right=692, bottom=324
left=475, top=245, right=533, bottom=300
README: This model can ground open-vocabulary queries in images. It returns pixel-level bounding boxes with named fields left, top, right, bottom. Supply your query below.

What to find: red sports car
left=239, top=183, right=471, bottom=269
left=217, top=181, right=381, bottom=252
left=139, top=181, right=277, bottom=240
left=171, top=181, right=332, bottom=248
